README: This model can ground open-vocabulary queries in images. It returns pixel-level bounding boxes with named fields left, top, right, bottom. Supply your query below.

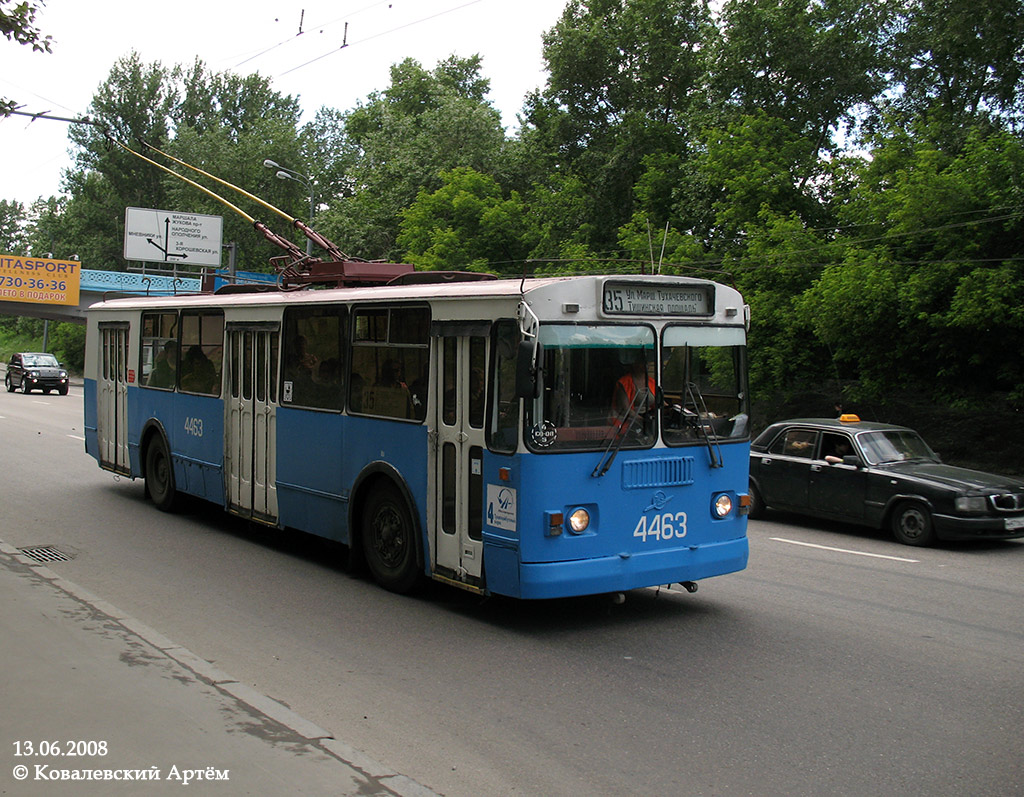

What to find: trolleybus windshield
left=523, top=323, right=748, bottom=453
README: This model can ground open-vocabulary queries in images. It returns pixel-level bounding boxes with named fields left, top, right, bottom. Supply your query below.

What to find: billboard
left=0, top=254, right=81, bottom=306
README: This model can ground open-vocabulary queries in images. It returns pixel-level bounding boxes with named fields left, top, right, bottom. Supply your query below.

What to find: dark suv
left=5, top=352, right=69, bottom=395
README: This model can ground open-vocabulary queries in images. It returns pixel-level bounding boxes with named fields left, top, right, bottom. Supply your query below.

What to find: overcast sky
left=0, top=0, right=567, bottom=207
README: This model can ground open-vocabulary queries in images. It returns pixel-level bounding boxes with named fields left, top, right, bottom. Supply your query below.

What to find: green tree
left=314, top=56, right=505, bottom=261
left=521, top=0, right=715, bottom=252
left=59, top=53, right=306, bottom=273
left=165, top=61, right=306, bottom=269
left=398, top=167, right=535, bottom=273
left=1, top=0, right=52, bottom=116
left=63, top=52, right=179, bottom=270
left=0, top=198, right=27, bottom=252
left=710, top=0, right=891, bottom=153
left=810, top=125, right=1024, bottom=398
left=888, top=0, right=1024, bottom=142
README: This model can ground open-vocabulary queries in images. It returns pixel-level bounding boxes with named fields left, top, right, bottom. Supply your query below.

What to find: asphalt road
left=2, top=381, right=1022, bottom=796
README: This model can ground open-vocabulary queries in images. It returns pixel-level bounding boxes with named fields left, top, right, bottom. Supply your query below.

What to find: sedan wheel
left=748, top=482, right=766, bottom=519
left=891, top=501, right=935, bottom=546
left=21, top=379, right=31, bottom=394
left=4, top=374, right=12, bottom=393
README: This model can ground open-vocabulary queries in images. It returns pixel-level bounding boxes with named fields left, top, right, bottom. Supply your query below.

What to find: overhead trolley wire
left=278, top=0, right=486, bottom=77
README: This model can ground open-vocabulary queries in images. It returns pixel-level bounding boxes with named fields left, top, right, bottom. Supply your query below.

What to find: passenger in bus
left=179, top=345, right=217, bottom=394
left=313, top=358, right=343, bottom=409
left=379, top=359, right=407, bottom=390
left=148, top=341, right=177, bottom=388
left=376, top=359, right=414, bottom=418
left=284, top=335, right=320, bottom=404
left=348, top=372, right=365, bottom=412
left=409, top=363, right=429, bottom=420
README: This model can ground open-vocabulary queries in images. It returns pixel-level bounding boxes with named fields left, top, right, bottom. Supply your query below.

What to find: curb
left=0, top=539, right=439, bottom=797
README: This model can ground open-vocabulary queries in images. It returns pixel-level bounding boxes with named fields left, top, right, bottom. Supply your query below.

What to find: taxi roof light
left=839, top=414, right=861, bottom=423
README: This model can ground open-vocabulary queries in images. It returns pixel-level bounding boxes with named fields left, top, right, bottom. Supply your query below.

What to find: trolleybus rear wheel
left=145, top=435, right=178, bottom=512
left=362, top=484, right=420, bottom=593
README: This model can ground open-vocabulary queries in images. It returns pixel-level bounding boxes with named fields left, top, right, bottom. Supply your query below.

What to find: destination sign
left=602, top=282, right=711, bottom=316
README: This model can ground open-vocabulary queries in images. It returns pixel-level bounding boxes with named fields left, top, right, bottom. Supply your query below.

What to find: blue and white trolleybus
left=84, top=273, right=751, bottom=598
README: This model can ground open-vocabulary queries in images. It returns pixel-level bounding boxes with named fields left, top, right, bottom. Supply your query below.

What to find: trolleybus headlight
left=713, top=494, right=733, bottom=518
left=568, top=508, right=590, bottom=533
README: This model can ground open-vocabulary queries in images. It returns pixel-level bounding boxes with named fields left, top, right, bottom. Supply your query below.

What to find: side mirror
left=515, top=340, right=541, bottom=399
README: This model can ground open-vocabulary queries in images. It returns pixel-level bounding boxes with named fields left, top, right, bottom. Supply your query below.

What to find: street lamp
left=263, top=158, right=315, bottom=256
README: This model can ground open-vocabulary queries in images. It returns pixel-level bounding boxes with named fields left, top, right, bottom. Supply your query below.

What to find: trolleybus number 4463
left=633, top=511, right=688, bottom=543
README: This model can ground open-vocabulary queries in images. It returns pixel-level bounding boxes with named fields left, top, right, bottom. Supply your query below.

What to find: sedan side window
left=769, top=429, right=818, bottom=459
left=821, top=433, right=856, bottom=463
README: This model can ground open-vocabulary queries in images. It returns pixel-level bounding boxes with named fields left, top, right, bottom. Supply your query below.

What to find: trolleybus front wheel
left=145, top=435, right=178, bottom=513
left=362, top=484, right=420, bottom=594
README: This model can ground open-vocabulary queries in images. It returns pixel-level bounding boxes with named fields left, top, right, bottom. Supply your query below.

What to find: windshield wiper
left=592, top=382, right=650, bottom=478
left=684, top=381, right=723, bottom=468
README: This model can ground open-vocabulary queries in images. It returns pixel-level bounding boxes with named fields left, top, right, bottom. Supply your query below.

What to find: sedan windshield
left=858, top=430, right=938, bottom=465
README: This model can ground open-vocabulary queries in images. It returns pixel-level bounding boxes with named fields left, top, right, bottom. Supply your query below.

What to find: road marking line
left=770, top=537, right=920, bottom=563
left=67, top=434, right=85, bottom=441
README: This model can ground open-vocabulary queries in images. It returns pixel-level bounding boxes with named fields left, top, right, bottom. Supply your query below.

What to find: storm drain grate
left=18, top=546, right=72, bottom=563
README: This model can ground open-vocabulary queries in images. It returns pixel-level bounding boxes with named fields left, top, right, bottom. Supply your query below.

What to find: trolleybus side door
left=225, top=324, right=280, bottom=524
left=433, top=330, right=488, bottom=585
left=97, top=322, right=130, bottom=475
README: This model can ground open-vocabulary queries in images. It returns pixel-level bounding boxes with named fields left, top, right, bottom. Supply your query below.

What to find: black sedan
left=748, top=416, right=1024, bottom=545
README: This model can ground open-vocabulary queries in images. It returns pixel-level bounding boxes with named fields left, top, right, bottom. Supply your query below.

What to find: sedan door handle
left=810, top=464, right=822, bottom=472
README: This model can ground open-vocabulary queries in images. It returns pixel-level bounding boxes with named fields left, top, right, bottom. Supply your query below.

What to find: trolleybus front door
left=97, top=323, right=130, bottom=475
left=225, top=326, right=279, bottom=524
left=434, top=333, right=487, bottom=586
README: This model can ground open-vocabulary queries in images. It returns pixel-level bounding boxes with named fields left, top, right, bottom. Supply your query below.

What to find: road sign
left=124, top=207, right=224, bottom=267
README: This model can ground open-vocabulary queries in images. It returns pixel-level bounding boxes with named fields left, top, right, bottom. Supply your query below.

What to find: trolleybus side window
left=141, top=311, right=179, bottom=389
left=350, top=305, right=429, bottom=421
left=178, top=311, right=223, bottom=396
left=282, top=305, right=347, bottom=411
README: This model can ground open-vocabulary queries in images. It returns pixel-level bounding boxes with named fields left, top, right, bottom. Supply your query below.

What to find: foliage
left=0, top=199, right=26, bottom=252
left=5, top=0, right=1024, bottom=415
left=398, top=168, right=535, bottom=273
left=313, top=56, right=505, bottom=261
left=1, top=0, right=52, bottom=116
